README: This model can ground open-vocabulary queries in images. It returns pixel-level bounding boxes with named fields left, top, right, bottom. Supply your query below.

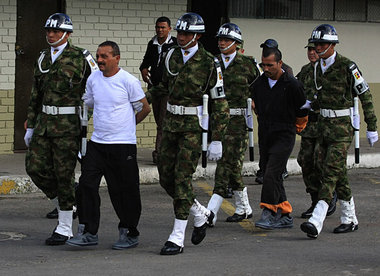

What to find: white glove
left=24, top=128, right=34, bottom=147
left=352, top=113, right=360, bottom=130
left=207, top=141, right=222, bottom=161
left=300, top=100, right=312, bottom=110
left=366, top=130, right=378, bottom=147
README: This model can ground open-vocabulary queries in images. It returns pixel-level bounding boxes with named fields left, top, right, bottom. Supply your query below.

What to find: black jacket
left=252, top=71, right=307, bottom=129
left=139, top=35, right=177, bottom=86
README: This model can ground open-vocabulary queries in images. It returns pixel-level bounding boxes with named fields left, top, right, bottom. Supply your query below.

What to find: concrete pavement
left=1, top=169, right=380, bottom=275
left=0, top=138, right=379, bottom=194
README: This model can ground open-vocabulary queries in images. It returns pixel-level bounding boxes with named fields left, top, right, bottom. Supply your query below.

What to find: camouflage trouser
left=158, top=130, right=201, bottom=220
left=25, top=134, right=79, bottom=210
left=152, top=95, right=168, bottom=157
left=214, top=132, right=248, bottom=197
left=297, top=136, right=320, bottom=194
left=314, top=137, right=352, bottom=203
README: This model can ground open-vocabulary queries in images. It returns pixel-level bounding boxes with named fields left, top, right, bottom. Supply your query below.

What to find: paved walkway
left=0, top=138, right=379, bottom=194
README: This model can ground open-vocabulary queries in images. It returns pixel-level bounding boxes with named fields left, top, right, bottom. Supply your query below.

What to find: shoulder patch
left=348, top=62, right=369, bottom=95
left=82, top=49, right=99, bottom=72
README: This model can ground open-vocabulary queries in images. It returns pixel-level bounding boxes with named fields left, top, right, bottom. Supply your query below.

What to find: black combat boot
left=301, top=192, right=318, bottom=219
left=326, top=191, right=337, bottom=216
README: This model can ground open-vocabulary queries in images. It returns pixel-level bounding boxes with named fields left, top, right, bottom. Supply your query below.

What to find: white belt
left=167, top=103, right=197, bottom=115
left=320, top=108, right=350, bottom=118
left=230, top=108, right=246, bottom=116
left=42, top=105, right=77, bottom=115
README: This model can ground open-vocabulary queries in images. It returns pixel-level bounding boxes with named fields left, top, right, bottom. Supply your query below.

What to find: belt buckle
left=172, top=105, right=181, bottom=115
left=169, top=105, right=175, bottom=114
left=179, top=106, right=184, bottom=115
left=47, top=105, right=58, bottom=115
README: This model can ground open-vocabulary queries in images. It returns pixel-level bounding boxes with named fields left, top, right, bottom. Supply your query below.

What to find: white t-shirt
left=84, top=68, right=145, bottom=144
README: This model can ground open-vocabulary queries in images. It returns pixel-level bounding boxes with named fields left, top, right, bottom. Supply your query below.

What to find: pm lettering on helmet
left=47, top=19, right=58, bottom=28
left=177, top=20, right=187, bottom=30
left=312, top=31, right=321, bottom=39
left=220, top=28, right=229, bottom=35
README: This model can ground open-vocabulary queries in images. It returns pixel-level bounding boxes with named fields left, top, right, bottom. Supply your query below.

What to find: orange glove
left=295, top=116, right=308, bottom=134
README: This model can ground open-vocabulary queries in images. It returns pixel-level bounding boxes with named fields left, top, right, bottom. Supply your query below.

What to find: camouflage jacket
left=217, top=53, right=261, bottom=134
left=313, top=52, right=377, bottom=142
left=27, top=41, right=91, bottom=137
left=146, top=43, right=229, bottom=141
left=296, top=62, right=319, bottom=138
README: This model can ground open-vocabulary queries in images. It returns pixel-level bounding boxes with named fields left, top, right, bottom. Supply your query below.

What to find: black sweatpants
left=77, top=141, right=141, bottom=237
left=258, top=123, right=295, bottom=209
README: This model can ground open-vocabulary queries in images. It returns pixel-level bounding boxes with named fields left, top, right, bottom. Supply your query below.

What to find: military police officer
left=301, top=24, right=378, bottom=239
left=24, top=13, right=95, bottom=245
left=206, top=23, right=261, bottom=226
left=296, top=39, right=337, bottom=219
left=146, top=13, right=229, bottom=255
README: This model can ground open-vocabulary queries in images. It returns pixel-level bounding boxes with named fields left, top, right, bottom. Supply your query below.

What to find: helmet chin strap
left=178, top=33, right=197, bottom=49
left=317, top=43, right=332, bottom=57
left=219, top=41, right=235, bottom=52
left=46, top=31, right=67, bottom=46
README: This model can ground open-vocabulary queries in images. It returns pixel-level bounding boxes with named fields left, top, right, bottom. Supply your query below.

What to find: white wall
left=66, top=0, right=186, bottom=80
left=0, top=0, right=16, bottom=90
left=232, top=18, right=380, bottom=83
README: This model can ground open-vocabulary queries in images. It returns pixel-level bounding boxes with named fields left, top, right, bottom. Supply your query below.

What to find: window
left=368, top=0, right=380, bottom=22
left=335, top=0, right=366, bottom=22
left=228, top=0, right=380, bottom=22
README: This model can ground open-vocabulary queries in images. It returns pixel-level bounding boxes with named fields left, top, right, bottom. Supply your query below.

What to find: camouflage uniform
left=213, top=53, right=260, bottom=197
left=296, top=62, right=320, bottom=195
left=25, top=41, right=90, bottom=210
left=146, top=43, right=229, bottom=220
left=313, top=53, right=377, bottom=203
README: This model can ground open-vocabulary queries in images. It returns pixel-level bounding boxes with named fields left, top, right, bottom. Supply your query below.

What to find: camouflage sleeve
left=209, top=64, right=230, bottom=141
left=26, top=64, right=43, bottom=128
left=292, top=79, right=308, bottom=118
left=145, top=63, right=169, bottom=104
left=359, top=89, right=377, bottom=131
left=145, top=79, right=168, bottom=104
left=296, top=65, right=306, bottom=83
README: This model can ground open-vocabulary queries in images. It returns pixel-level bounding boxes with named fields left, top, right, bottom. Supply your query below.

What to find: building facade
left=0, top=0, right=379, bottom=154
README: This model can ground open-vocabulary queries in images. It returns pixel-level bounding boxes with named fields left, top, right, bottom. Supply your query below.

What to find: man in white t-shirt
left=66, top=41, right=151, bottom=250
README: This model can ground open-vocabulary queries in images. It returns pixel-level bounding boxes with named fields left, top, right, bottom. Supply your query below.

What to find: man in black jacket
left=140, top=17, right=177, bottom=164
left=255, top=39, right=293, bottom=184
left=252, top=46, right=308, bottom=230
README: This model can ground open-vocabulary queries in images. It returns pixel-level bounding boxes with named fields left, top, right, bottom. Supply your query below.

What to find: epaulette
left=82, top=49, right=99, bottom=72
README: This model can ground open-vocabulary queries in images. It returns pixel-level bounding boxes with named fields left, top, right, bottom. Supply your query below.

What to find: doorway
left=190, top=0, right=229, bottom=55
left=14, top=0, right=65, bottom=151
